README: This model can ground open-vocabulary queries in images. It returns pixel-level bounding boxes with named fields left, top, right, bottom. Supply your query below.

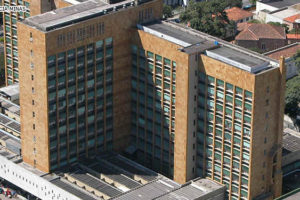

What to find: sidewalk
left=0, top=193, right=18, bottom=200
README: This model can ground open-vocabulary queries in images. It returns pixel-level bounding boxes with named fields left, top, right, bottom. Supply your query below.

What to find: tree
left=223, top=0, right=242, bottom=8
left=180, top=0, right=233, bottom=39
left=248, top=19, right=261, bottom=24
left=285, top=75, right=300, bottom=119
left=294, top=49, right=300, bottom=71
left=163, top=5, right=173, bottom=19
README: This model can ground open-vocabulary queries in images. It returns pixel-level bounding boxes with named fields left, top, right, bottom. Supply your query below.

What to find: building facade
left=18, top=0, right=163, bottom=173
left=2, top=0, right=83, bottom=86
left=17, top=0, right=285, bottom=200
left=131, top=22, right=286, bottom=200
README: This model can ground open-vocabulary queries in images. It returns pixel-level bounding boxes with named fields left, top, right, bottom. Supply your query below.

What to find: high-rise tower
left=18, top=0, right=163, bottom=172
left=17, top=1, right=285, bottom=199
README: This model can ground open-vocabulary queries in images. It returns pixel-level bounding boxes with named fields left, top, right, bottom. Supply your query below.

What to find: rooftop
left=206, top=47, right=270, bottom=73
left=139, top=21, right=277, bottom=74
left=0, top=83, right=19, bottom=101
left=287, top=34, right=300, bottom=39
left=0, top=96, right=20, bottom=116
left=282, top=128, right=300, bottom=155
left=0, top=143, right=225, bottom=200
left=270, top=7, right=300, bottom=20
left=63, top=0, right=92, bottom=5
left=22, top=0, right=144, bottom=32
left=235, top=23, right=286, bottom=40
left=0, top=112, right=21, bottom=135
left=156, top=178, right=225, bottom=200
left=264, top=42, right=300, bottom=60
left=284, top=13, right=300, bottom=23
left=225, top=7, right=254, bottom=21
left=261, top=0, right=300, bottom=9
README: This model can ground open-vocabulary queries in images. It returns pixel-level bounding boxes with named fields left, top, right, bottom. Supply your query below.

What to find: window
left=32, top=100, right=35, bottom=105
left=266, top=99, right=269, bottom=106
left=33, top=124, right=35, bottom=130
left=155, top=55, right=162, bottom=62
left=31, top=75, right=34, bottom=80
left=147, top=51, right=154, bottom=58
left=33, top=112, right=35, bottom=117
left=32, top=87, right=34, bottom=93
left=261, top=43, right=266, bottom=50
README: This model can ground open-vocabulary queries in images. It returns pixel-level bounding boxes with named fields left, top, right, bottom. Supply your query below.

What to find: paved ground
left=0, top=193, right=18, bottom=200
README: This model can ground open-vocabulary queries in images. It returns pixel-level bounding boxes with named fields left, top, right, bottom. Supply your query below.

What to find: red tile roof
left=287, top=34, right=300, bottom=39
left=284, top=13, right=300, bottom=23
left=225, top=7, right=254, bottom=21
left=235, top=23, right=286, bottom=40
left=265, top=43, right=300, bottom=60
left=237, top=22, right=251, bottom=32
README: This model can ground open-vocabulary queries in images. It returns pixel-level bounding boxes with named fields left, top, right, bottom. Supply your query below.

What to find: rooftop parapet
left=138, top=21, right=278, bottom=74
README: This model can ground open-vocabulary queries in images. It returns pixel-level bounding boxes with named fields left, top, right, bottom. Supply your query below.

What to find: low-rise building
left=287, top=34, right=300, bottom=44
left=275, top=188, right=300, bottom=200
left=256, top=0, right=300, bottom=13
left=235, top=23, right=287, bottom=52
left=256, top=0, right=300, bottom=27
left=284, top=13, right=300, bottom=30
left=264, top=7, right=300, bottom=25
left=264, top=42, right=300, bottom=79
left=0, top=84, right=19, bottom=103
left=281, top=128, right=300, bottom=176
left=0, top=141, right=226, bottom=200
left=225, top=7, right=254, bottom=23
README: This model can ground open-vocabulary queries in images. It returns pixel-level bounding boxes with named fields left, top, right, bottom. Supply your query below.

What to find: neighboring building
left=281, top=128, right=300, bottom=176
left=256, top=0, right=300, bottom=13
left=283, top=13, right=300, bottom=30
left=0, top=83, right=19, bottom=102
left=0, top=85, right=21, bottom=138
left=264, top=42, right=300, bottom=79
left=235, top=23, right=287, bottom=52
left=116, top=177, right=226, bottom=200
left=0, top=138, right=226, bottom=200
left=225, top=7, right=254, bottom=23
left=256, top=0, right=300, bottom=23
left=264, top=7, right=299, bottom=25
left=16, top=1, right=286, bottom=200
left=287, top=34, right=300, bottom=44
left=275, top=188, right=300, bottom=200
left=0, top=96, right=20, bottom=122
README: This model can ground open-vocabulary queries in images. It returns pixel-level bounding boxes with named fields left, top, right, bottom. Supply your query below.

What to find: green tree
left=285, top=75, right=300, bottom=119
left=248, top=19, right=261, bottom=23
left=163, top=5, right=173, bottom=19
left=294, top=49, right=300, bottom=71
left=222, top=0, right=242, bottom=8
left=180, top=0, right=233, bottom=39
